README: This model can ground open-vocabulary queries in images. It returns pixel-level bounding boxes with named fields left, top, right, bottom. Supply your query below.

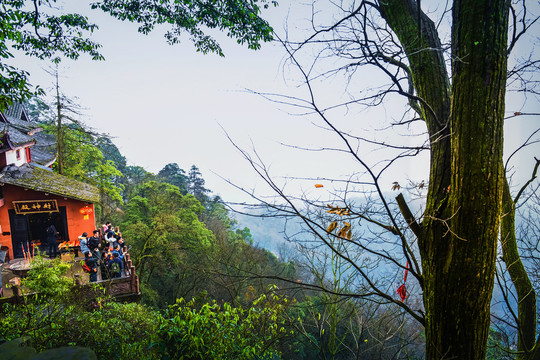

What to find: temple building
left=0, top=104, right=98, bottom=260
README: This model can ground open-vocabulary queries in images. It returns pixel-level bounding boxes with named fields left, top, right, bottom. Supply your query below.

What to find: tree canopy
left=0, top=0, right=102, bottom=110
left=93, top=0, right=277, bottom=55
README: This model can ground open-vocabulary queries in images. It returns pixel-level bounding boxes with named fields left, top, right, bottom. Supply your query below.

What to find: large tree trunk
left=380, top=0, right=509, bottom=358
left=443, top=1, right=508, bottom=358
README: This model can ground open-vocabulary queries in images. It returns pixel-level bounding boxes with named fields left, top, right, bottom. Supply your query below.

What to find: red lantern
left=80, top=206, right=93, bottom=220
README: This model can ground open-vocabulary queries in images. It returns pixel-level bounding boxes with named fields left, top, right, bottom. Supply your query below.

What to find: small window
left=16, top=149, right=21, bottom=160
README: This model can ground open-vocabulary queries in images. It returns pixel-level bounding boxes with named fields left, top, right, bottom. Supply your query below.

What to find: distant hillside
left=234, top=213, right=301, bottom=255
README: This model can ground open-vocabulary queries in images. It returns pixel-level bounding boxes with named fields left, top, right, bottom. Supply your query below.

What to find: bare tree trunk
left=54, top=67, right=64, bottom=175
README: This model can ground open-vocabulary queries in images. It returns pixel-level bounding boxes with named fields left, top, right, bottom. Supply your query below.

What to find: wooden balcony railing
left=0, top=245, right=140, bottom=304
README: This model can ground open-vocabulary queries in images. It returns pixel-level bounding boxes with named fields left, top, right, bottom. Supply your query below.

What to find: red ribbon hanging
left=397, top=261, right=409, bottom=302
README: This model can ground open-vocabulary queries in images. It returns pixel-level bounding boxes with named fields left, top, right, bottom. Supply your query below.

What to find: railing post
left=130, top=265, right=138, bottom=293
left=74, top=273, right=82, bottom=286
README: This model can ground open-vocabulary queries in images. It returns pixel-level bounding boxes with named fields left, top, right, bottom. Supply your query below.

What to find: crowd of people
left=79, top=222, right=127, bottom=282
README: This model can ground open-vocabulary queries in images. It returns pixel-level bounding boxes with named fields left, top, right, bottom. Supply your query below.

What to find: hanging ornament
left=80, top=205, right=93, bottom=220
left=397, top=261, right=409, bottom=302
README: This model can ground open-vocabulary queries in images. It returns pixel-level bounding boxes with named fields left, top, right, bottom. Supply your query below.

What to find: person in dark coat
left=85, top=252, right=98, bottom=282
left=108, top=252, right=123, bottom=278
left=46, top=224, right=59, bottom=258
left=88, top=230, right=101, bottom=259
left=100, top=248, right=112, bottom=280
left=112, top=244, right=123, bottom=259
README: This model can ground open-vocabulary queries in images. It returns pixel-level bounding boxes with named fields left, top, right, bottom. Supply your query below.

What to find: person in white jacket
left=105, top=230, right=117, bottom=249
left=79, top=232, right=90, bottom=257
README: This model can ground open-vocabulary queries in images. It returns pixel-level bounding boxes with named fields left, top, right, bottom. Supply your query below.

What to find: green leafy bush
left=22, top=255, right=72, bottom=299
left=0, top=285, right=291, bottom=359
left=153, top=291, right=291, bottom=360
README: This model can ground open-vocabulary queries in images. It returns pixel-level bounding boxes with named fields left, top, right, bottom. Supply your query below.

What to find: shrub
left=153, top=291, right=291, bottom=360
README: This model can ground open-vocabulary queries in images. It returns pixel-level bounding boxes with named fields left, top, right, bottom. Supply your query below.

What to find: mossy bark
left=380, top=1, right=509, bottom=358
left=501, top=177, right=537, bottom=359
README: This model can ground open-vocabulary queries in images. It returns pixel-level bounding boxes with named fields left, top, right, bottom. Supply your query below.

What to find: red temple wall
left=0, top=184, right=96, bottom=259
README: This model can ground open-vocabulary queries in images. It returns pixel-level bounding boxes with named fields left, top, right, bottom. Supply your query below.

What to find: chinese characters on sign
left=13, top=200, right=59, bottom=214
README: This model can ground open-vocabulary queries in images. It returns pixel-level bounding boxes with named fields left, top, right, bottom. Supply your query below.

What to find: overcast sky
left=19, top=2, right=317, bottom=202
left=17, top=1, right=540, bottom=205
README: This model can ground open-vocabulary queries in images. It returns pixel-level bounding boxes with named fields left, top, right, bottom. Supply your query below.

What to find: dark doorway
left=8, top=210, right=29, bottom=259
left=9, top=207, right=69, bottom=258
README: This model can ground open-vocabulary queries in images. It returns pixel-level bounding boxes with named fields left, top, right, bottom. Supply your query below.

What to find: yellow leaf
left=338, top=208, right=349, bottom=216
left=315, top=184, right=324, bottom=188
left=327, top=222, right=338, bottom=233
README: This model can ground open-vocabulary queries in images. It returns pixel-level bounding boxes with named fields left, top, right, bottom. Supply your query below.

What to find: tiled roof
left=0, top=124, right=36, bottom=150
left=0, top=163, right=99, bottom=203
left=0, top=105, right=55, bottom=164
left=2, top=116, right=42, bottom=134
left=3, top=103, right=28, bottom=121
left=30, top=132, right=57, bottom=166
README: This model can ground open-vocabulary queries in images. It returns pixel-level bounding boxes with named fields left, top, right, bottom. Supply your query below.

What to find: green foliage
left=53, top=124, right=124, bottom=203
left=0, top=300, right=160, bottom=359
left=28, top=89, right=125, bottom=211
left=35, top=117, right=125, bottom=215
left=0, top=300, right=74, bottom=350
left=121, top=180, right=215, bottom=306
left=1, top=264, right=79, bottom=349
left=93, top=0, right=276, bottom=57
left=0, top=0, right=103, bottom=110
left=201, top=195, right=237, bottom=243
left=0, top=285, right=292, bottom=360
left=486, top=327, right=512, bottom=360
left=187, top=165, right=210, bottom=205
left=22, top=255, right=72, bottom=299
left=123, top=180, right=214, bottom=254
left=97, top=136, right=127, bottom=173
left=70, top=302, right=160, bottom=359
left=120, top=165, right=156, bottom=203
left=154, top=291, right=289, bottom=360
left=158, top=163, right=188, bottom=194
left=24, top=96, right=51, bottom=122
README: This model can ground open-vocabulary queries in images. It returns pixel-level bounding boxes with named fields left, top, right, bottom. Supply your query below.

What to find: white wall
left=5, top=147, right=28, bottom=166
